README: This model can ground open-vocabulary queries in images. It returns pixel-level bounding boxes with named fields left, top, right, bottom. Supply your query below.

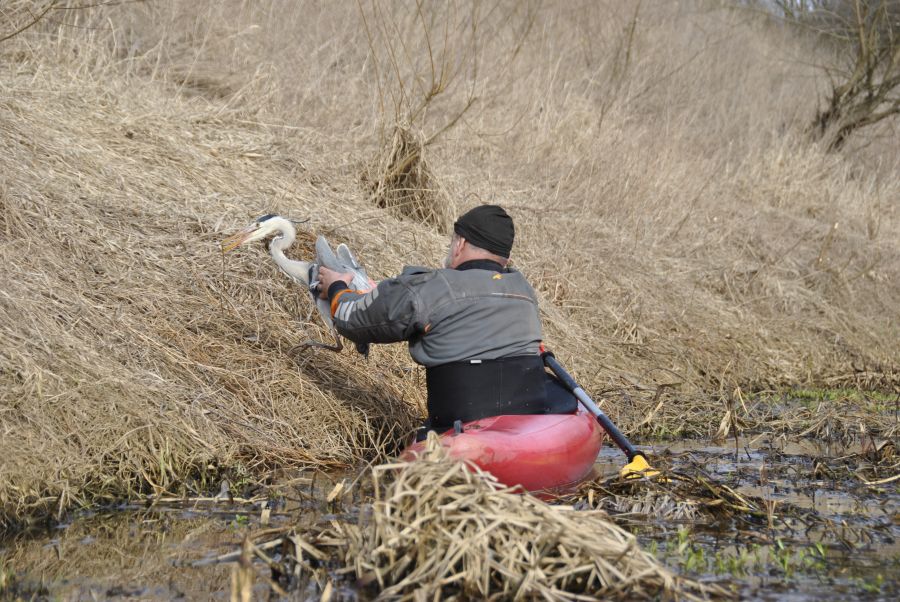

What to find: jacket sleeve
left=328, top=277, right=422, bottom=345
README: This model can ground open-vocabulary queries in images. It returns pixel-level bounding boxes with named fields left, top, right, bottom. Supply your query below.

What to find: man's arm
left=320, top=268, right=420, bottom=345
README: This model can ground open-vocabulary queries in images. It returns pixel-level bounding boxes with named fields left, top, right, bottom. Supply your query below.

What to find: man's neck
left=455, top=259, right=505, bottom=272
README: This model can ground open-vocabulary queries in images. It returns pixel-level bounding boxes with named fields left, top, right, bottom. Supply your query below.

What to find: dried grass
left=0, top=8, right=424, bottom=529
left=365, top=125, right=456, bottom=234
left=0, top=0, right=898, bottom=528
left=564, top=453, right=890, bottom=550
left=356, top=438, right=679, bottom=599
left=620, top=386, right=899, bottom=442
left=567, top=470, right=781, bottom=527
left=238, top=435, right=723, bottom=600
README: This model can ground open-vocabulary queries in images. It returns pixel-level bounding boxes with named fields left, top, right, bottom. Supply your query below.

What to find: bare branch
left=796, top=0, right=900, bottom=150
left=0, top=1, right=57, bottom=44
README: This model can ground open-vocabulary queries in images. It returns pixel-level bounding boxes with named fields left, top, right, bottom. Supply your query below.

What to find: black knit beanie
left=453, top=205, right=515, bottom=258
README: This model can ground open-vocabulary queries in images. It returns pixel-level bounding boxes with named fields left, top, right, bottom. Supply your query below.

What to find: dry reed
left=364, top=125, right=456, bottom=234
left=567, top=470, right=787, bottom=527
left=564, top=456, right=890, bottom=550
left=237, top=435, right=723, bottom=600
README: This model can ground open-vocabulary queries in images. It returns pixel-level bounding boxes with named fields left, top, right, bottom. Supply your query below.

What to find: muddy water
left=2, top=439, right=898, bottom=600
left=593, top=437, right=899, bottom=600
left=1, top=509, right=237, bottom=600
left=0, top=475, right=339, bottom=600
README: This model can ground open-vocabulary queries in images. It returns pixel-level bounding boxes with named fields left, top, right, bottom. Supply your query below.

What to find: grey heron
left=221, top=214, right=372, bottom=352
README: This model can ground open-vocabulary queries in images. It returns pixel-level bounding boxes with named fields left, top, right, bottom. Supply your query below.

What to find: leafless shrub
left=798, top=0, right=900, bottom=150
left=0, top=1, right=56, bottom=44
left=357, top=0, right=539, bottom=232
left=364, top=124, right=454, bottom=233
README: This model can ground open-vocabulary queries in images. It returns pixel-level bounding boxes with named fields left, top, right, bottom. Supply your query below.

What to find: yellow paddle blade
left=619, top=454, right=662, bottom=480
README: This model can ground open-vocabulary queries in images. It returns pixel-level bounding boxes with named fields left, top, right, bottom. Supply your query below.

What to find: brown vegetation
left=0, top=0, right=898, bottom=530
left=231, top=435, right=722, bottom=600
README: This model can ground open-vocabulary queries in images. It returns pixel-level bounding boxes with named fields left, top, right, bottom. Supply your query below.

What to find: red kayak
left=403, top=408, right=605, bottom=492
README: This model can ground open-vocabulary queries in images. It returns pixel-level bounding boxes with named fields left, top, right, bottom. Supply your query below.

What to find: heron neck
left=268, top=217, right=296, bottom=250
left=267, top=220, right=310, bottom=283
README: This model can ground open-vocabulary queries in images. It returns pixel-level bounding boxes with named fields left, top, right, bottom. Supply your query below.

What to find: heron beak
left=220, top=225, right=257, bottom=253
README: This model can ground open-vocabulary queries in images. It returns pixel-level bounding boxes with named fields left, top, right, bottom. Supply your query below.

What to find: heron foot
left=289, top=332, right=343, bottom=354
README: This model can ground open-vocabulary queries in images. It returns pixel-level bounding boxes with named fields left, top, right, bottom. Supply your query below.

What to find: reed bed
left=623, top=387, right=899, bottom=442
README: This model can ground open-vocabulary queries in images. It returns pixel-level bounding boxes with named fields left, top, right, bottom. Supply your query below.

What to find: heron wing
left=315, top=236, right=342, bottom=271
left=316, top=237, right=371, bottom=292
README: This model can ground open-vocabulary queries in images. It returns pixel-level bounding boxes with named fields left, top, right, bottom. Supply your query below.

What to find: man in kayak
left=317, top=205, right=576, bottom=433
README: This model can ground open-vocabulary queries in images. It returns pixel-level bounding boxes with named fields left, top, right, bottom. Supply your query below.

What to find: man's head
left=443, top=204, right=515, bottom=269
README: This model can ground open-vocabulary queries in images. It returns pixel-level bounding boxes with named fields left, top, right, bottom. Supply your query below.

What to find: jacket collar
left=455, top=259, right=506, bottom=272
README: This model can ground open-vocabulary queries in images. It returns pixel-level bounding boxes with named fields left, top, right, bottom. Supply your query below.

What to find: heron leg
left=290, top=329, right=343, bottom=354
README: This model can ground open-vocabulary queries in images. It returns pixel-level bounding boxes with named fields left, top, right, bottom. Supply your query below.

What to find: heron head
left=220, top=214, right=282, bottom=252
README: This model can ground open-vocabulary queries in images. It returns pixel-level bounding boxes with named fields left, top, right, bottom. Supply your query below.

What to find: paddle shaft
left=542, top=352, right=641, bottom=462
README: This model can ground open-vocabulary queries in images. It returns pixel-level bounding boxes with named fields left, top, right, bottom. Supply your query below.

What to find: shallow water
left=593, top=437, right=900, bottom=600
left=0, top=475, right=338, bottom=600
left=1, top=509, right=238, bottom=600
left=1, top=437, right=897, bottom=600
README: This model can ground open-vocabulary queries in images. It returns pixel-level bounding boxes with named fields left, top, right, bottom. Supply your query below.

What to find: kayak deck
left=403, top=408, right=604, bottom=492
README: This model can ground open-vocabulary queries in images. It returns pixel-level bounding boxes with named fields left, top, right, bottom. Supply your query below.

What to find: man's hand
left=317, top=266, right=354, bottom=299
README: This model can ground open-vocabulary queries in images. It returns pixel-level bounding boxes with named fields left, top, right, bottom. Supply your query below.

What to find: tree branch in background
left=0, top=1, right=145, bottom=44
left=357, top=0, right=538, bottom=233
left=0, top=1, right=58, bottom=44
left=802, top=0, right=900, bottom=151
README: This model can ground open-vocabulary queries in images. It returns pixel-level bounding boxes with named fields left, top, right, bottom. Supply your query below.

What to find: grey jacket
left=330, top=260, right=542, bottom=367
